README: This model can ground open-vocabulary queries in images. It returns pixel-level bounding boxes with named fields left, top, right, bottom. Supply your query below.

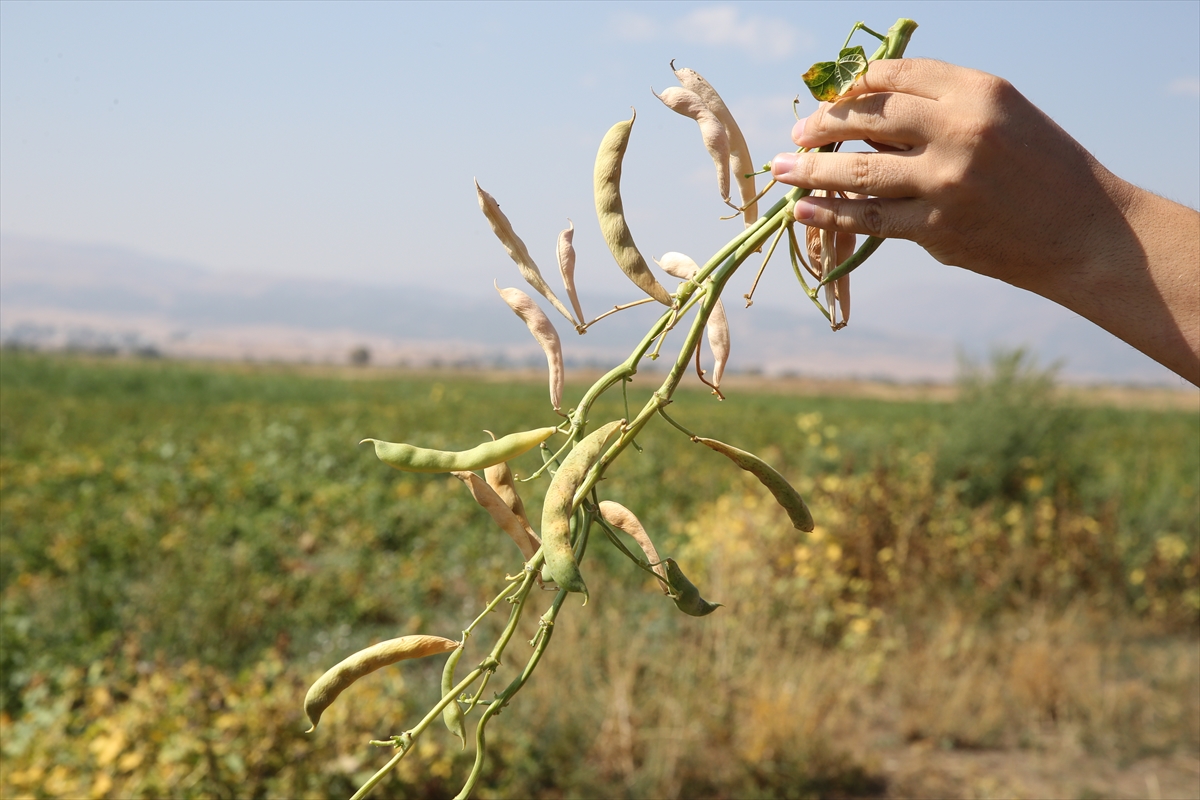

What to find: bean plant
left=310, top=18, right=919, bottom=800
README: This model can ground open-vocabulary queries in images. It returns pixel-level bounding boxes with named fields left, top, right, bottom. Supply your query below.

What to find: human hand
left=770, top=58, right=1132, bottom=292
left=771, top=58, right=1199, bottom=384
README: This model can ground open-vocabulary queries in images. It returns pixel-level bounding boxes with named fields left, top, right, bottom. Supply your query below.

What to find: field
left=1, top=351, right=1197, bottom=799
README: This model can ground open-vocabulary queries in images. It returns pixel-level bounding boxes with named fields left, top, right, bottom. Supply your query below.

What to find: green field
left=1, top=352, right=1197, bottom=799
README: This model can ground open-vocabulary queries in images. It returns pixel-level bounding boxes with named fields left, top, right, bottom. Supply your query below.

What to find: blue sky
left=3, top=0, right=1198, bottom=305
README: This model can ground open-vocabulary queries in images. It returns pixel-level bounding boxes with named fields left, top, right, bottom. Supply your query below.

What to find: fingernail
left=791, top=117, right=810, bottom=143
left=771, top=153, right=796, bottom=176
left=793, top=199, right=816, bottom=221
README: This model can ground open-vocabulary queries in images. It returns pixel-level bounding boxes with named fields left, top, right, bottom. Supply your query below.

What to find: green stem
left=870, top=18, right=918, bottom=61
left=820, top=235, right=885, bottom=285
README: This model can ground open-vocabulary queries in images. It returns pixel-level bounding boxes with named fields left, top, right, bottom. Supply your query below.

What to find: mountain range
left=0, top=234, right=1183, bottom=385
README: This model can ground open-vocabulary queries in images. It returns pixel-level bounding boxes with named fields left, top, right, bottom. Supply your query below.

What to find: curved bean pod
left=663, top=558, right=723, bottom=617
left=541, top=420, right=624, bottom=600
left=362, top=427, right=556, bottom=474
left=441, top=643, right=467, bottom=749
left=557, top=220, right=586, bottom=330
left=476, top=180, right=577, bottom=326
left=653, top=252, right=730, bottom=390
left=694, top=436, right=814, bottom=532
left=451, top=470, right=540, bottom=561
left=672, top=63, right=758, bottom=226
left=483, top=459, right=538, bottom=544
left=806, top=196, right=854, bottom=329
left=304, top=635, right=458, bottom=732
left=598, top=500, right=668, bottom=592
left=593, top=112, right=674, bottom=306
left=495, top=283, right=565, bottom=412
left=654, top=86, right=731, bottom=203
left=706, top=297, right=730, bottom=389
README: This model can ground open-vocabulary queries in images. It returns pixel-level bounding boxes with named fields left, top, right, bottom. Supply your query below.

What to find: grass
left=1, top=351, right=1197, bottom=798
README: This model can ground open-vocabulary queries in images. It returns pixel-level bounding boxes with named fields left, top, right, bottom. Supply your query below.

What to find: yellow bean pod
left=304, top=635, right=458, bottom=732
left=541, top=420, right=624, bottom=600
left=361, top=427, right=556, bottom=474
left=593, top=112, right=674, bottom=306
left=694, top=436, right=814, bottom=532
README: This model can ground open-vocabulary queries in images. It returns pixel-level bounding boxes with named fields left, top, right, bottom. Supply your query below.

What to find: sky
left=3, top=1, right=1199, bottom=309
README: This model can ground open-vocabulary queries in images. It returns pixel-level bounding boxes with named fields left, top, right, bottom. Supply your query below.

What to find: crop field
left=1, top=351, right=1198, bottom=799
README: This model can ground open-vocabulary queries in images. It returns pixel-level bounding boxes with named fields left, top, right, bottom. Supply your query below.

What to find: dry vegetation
left=1, top=351, right=1197, bottom=799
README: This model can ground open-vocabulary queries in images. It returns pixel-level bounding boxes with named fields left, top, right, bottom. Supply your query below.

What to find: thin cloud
left=612, top=11, right=658, bottom=43
left=1167, top=77, right=1200, bottom=97
left=612, top=5, right=810, bottom=61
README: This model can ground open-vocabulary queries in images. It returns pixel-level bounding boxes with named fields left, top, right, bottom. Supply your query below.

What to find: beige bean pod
left=495, top=283, right=566, bottom=412
left=598, top=500, right=668, bottom=592
left=653, top=86, right=731, bottom=203
left=672, top=63, right=758, bottom=226
left=304, top=635, right=458, bottom=732
left=476, top=180, right=578, bottom=326
left=557, top=220, right=586, bottom=331
left=653, top=252, right=730, bottom=391
left=451, top=470, right=540, bottom=560
left=593, top=111, right=675, bottom=306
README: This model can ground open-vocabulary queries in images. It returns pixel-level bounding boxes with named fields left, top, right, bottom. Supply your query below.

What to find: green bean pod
left=440, top=643, right=467, bottom=749
left=541, top=420, right=624, bottom=600
left=694, top=437, right=814, bottom=532
left=663, top=558, right=723, bottom=617
left=362, top=427, right=556, bottom=474
left=593, top=111, right=674, bottom=306
left=304, top=635, right=458, bottom=732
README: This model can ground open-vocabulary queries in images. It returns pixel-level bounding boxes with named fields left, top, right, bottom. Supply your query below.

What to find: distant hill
left=0, top=234, right=1182, bottom=384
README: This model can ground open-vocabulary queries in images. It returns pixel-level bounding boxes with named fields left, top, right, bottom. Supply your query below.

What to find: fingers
left=840, top=58, right=962, bottom=101
left=793, top=91, right=938, bottom=149
left=771, top=150, right=924, bottom=199
left=792, top=193, right=930, bottom=242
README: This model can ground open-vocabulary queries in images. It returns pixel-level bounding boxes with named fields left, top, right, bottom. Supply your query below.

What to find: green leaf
left=801, top=46, right=868, bottom=102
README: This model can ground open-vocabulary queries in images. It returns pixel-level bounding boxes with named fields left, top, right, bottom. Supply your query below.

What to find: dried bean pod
left=663, top=558, right=723, bottom=617
left=476, top=180, right=578, bottom=325
left=672, top=64, right=758, bottom=226
left=304, top=635, right=458, bottom=732
left=441, top=644, right=467, bottom=749
left=557, top=220, right=586, bottom=330
left=806, top=194, right=854, bottom=329
left=694, top=436, right=814, bottom=532
left=594, top=112, right=674, bottom=306
left=654, top=251, right=700, bottom=281
left=484, top=459, right=538, bottom=544
left=451, top=470, right=540, bottom=560
left=653, top=252, right=730, bottom=389
left=598, top=500, right=668, bottom=592
left=362, top=426, right=556, bottom=474
left=707, top=297, right=730, bottom=389
left=541, top=420, right=624, bottom=600
left=495, top=283, right=565, bottom=412
left=654, top=86, right=731, bottom=202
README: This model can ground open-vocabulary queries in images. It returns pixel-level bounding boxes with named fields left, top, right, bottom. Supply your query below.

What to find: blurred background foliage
left=1, top=351, right=1197, bottom=799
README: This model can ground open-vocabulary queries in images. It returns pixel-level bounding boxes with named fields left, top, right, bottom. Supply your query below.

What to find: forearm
left=1017, top=173, right=1200, bottom=385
